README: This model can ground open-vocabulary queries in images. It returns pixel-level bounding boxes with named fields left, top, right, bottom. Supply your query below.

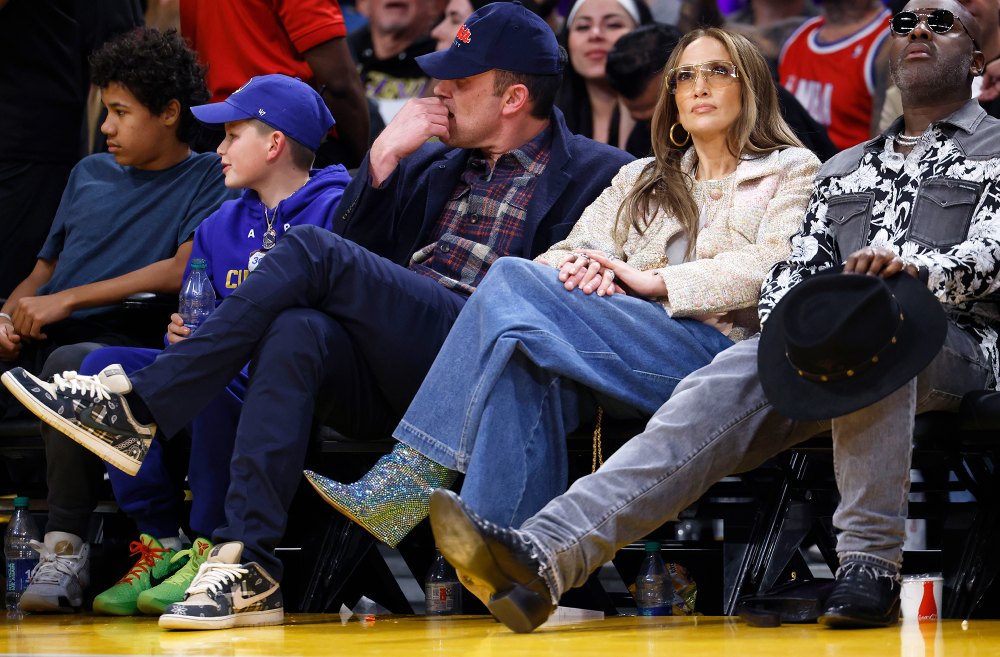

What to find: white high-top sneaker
left=20, top=532, right=90, bottom=612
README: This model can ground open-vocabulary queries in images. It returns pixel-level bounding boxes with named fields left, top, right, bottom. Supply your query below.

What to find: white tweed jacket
left=537, top=146, right=819, bottom=339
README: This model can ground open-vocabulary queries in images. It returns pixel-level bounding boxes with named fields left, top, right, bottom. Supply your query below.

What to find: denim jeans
left=520, top=322, right=991, bottom=600
left=393, top=258, right=734, bottom=526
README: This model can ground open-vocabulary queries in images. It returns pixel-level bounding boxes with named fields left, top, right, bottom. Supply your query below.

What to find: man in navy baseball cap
left=415, top=0, right=564, bottom=80
left=190, top=74, right=334, bottom=152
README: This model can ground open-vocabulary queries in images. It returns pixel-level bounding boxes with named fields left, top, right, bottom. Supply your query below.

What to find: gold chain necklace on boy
left=261, top=204, right=278, bottom=250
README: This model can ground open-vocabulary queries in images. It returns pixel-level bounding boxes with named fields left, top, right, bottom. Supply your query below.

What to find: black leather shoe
left=818, top=562, right=901, bottom=629
left=429, top=489, right=555, bottom=633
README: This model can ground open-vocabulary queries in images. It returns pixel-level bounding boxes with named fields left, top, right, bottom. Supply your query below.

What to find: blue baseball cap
left=416, top=1, right=563, bottom=80
left=190, top=74, right=334, bottom=151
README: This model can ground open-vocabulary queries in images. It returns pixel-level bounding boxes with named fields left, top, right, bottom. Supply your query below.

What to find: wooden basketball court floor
left=3, top=612, right=999, bottom=656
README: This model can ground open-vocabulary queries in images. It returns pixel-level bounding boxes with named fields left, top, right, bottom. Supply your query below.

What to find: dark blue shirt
left=38, top=152, right=236, bottom=316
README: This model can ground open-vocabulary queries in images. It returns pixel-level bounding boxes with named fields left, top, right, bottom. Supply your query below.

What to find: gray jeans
left=520, top=324, right=991, bottom=600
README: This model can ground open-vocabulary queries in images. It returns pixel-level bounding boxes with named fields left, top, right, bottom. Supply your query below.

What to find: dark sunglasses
left=890, top=9, right=978, bottom=47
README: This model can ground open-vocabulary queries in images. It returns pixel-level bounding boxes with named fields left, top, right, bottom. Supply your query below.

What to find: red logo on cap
left=456, top=24, right=472, bottom=44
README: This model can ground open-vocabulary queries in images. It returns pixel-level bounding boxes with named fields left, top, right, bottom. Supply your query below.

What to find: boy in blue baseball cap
left=17, top=74, right=351, bottom=622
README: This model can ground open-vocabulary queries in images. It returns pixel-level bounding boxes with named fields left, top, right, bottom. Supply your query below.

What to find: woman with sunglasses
left=304, top=28, right=821, bottom=545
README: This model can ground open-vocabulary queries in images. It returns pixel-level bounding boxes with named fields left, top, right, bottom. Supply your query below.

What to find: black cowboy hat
left=758, top=267, right=947, bottom=421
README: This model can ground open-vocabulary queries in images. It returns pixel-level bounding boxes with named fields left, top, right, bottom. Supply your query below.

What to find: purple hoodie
left=186, top=164, right=351, bottom=299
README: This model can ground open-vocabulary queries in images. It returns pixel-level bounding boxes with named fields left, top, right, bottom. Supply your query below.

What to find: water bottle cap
left=190, top=258, right=207, bottom=270
left=644, top=541, right=660, bottom=551
left=12, top=496, right=29, bottom=508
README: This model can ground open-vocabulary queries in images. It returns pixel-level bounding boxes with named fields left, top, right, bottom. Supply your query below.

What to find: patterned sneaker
left=19, top=532, right=90, bottom=613
left=137, top=538, right=213, bottom=615
left=158, top=542, right=284, bottom=630
left=0, top=365, right=155, bottom=475
left=92, top=534, right=183, bottom=616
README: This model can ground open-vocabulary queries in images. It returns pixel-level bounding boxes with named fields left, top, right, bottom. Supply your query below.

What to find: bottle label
left=6, top=558, right=37, bottom=593
left=425, top=582, right=459, bottom=613
left=637, top=605, right=672, bottom=616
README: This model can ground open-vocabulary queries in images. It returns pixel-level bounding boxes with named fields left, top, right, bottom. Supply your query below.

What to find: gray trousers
left=520, top=325, right=991, bottom=600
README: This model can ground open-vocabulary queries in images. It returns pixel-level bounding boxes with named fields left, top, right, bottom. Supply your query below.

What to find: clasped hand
left=5, top=291, right=76, bottom=344
left=557, top=250, right=667, bottom=299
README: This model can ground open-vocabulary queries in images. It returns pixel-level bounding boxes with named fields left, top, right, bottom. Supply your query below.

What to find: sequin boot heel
left=304, top=444, right=458, bottom=547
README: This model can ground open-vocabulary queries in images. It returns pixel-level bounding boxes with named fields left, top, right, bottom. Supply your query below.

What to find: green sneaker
left=136, top=537, right=213, bottom=615
left=92, top=534, right=183, bottom=616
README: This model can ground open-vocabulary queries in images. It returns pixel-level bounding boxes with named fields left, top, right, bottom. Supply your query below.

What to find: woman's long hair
left=554, top=0, right=654, bottom=139
left=615, top=27, right=803, bottom=256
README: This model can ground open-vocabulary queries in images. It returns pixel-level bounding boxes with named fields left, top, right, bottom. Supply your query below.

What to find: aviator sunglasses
left=666, top=61, right=739, bottom=93
left=890, top=9, right=979, bottom=48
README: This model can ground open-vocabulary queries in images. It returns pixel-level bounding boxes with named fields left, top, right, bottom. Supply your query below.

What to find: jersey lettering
left=790, top=79, right=833, bottom=127
left=226, top=269, right=251, bottom=288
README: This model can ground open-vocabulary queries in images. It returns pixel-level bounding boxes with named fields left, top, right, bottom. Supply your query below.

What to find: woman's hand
left=583, top=250, right=668, bottom=299
left=165, top=313, right=191, bottom=346
left=557, top=252, right=624, bottom=296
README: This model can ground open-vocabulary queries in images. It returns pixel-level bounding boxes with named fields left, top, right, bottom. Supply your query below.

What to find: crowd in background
left=8, top=0, right=1000, bottom=300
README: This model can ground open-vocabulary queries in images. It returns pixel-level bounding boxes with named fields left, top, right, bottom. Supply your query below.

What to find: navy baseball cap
left=416, top=1, right=563, bottom=80
left=190, top=74, right=334, bottom=151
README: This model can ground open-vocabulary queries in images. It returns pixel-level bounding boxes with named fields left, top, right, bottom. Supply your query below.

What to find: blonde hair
left=615, top=28, right=803, bottom=257
left=251, top=119, right=316, bottom=171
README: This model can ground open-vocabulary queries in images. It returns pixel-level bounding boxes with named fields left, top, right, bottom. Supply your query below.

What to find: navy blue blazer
left=333, top=108, right=634, bottom=266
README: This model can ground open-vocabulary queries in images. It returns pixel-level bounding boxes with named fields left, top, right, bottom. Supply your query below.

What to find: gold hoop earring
left=669, top=122, right=690, bottom=148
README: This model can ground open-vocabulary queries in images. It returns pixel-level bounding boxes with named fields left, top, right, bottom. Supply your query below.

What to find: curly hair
left=90, top=27, right=209, bottom=144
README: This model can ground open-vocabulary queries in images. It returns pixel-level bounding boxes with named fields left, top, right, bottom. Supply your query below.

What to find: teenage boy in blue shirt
left=0, top=28, right=234, bottom=402
left=0, top=26, right=235, bottom=609
left=18, top=75, right=350, bottom=617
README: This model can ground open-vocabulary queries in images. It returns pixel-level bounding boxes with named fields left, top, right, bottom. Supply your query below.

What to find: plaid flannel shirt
left=408, top=126, right=552, bottom=296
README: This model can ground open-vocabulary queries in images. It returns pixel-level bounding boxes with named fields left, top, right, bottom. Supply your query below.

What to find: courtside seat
left=736, top=394, right=1000, bottom=619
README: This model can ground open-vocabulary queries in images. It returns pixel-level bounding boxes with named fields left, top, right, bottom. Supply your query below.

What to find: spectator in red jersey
left=727, top=0, right=820, bottom=72
left=779, top=0, right=891, bottom=150
left=180, top=0, right=370, bottom=167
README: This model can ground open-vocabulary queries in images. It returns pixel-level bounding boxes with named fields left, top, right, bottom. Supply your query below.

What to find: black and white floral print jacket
left=759, top=100, right=1000, bottom=387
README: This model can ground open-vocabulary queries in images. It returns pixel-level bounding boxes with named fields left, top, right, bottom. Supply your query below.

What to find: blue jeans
left=394, top=258, right=734, bottom=526
left=80, top=346, right=245, bottom=540
left=519, top=324, right=991, bottom=600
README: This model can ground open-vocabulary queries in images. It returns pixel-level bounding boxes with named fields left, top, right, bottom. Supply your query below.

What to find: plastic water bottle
left=425, top=550, right=461, bottom=615
left=635, top=541, right=672, bottom=616
left=5, top=497, right=40, bottom=614
left=178, top=258, right=216, bottom=331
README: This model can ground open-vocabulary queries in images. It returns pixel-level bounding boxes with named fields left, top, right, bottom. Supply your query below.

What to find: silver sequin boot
left=304, top=443, right=457, bottom=547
